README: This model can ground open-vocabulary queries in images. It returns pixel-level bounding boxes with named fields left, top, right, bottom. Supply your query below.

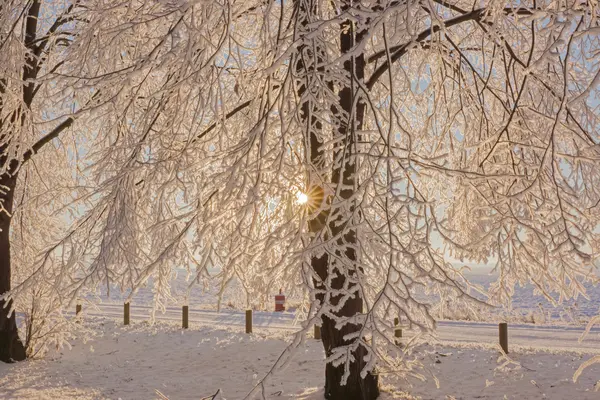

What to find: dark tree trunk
left=0, top=173, right=26, bottom=363
left=0, top=1, right=42, bottom=363
left=295, top=0, right=379, bottom=398
left=0, top=0, right=76, bottom=363
left=312, top=254, right=380, bottom=400
left=315, top=4, right=379, bottom=399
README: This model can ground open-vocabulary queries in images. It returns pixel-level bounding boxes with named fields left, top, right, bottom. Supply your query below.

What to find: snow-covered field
left=93, top=269, right=600, bottom=325
left=86, top=304, right=600, bottom=353
left=4, top=270, right=600, bottom=399
left=1, top=316, right=599, bottom=400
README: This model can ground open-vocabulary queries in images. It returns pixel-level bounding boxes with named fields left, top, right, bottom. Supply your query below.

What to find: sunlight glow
left=296, top=192, right=308, bottom=204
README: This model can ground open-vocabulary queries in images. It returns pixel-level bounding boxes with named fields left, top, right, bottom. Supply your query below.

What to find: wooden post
left=182, top=305, right=189, bottom=329
left=314, top=325, right=321, bottom=340
left=75, top=304, right=82, bottom=324
left=124, top=303, right=130, bottom=326
left=245, top=309, right=252, bottom=334
left=394, top=317, right=402, bottom=345
left=499, top=322, right=508, bottom=354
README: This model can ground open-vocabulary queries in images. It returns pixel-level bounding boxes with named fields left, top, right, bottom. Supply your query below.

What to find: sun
left=296, top=192, right=308, bottom=205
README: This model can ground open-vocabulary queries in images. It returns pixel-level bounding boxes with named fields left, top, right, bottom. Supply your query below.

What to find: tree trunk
left=0, top=0, right=71, bottom=363
left=295, top=0, right=379, bottom=397
left=0, top=173, right=26, bottom=363
left=313, top=4, right=379, bottom=399
left=312, top=253, right=379, bottom=400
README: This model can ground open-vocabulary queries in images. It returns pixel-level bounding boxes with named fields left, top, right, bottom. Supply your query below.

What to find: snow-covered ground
left=85, top=304, right=600, bottom=353
left=93, top=269, right=600, bottom=324
left=5, top=274, right=600, bottom=400
left=1, top=316, right=599, bottom=399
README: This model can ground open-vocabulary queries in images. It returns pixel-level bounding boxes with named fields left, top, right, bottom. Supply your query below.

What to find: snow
left=87, top=304, right=297, bottom=332
left=435, top=320, right=600, bottom=353
left=95, top=270, right=600, bottom=324
left=83, top=304, right=600, bottom=353
left=1, top=317, right=599, bottom=399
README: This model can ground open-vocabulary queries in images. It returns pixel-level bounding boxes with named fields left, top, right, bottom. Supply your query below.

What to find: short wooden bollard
left=124, top=303, right=130, bottom=326
left=75, top=304, right=82, bottom=324
left=245, top=309, right=252, bottom=334
left=182, top=305, right=189, bottom=329
left=394, top=317, right=402, bottom=345
left=314, top=325, right=321, bottom=340
left=499, top=322, right=508, bottom=353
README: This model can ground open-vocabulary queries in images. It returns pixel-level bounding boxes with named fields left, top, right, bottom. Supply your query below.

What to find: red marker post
left=275, top=289, right=285, bottom=312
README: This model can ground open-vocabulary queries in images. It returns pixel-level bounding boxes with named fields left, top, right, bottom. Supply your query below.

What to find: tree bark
left=295, top=0, right=379, bottom=398
left=315, top=8, right=379, bottom=397
left=0, top=0, right=79, bottom=363
left=0, top=172, right=26, bottom=363
left=312, top=253, right=379, bottom=400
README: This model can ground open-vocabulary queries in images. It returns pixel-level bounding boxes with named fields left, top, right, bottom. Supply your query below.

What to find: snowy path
left=84, top=304, right=600, bottom=354
left=87, top=304, right=297, bottom=331
left=435, top=320, right=600, bottom=353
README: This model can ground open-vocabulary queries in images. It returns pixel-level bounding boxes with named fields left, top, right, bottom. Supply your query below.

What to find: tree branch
left=190, top=99, right=253, bottom=144
left=19, top=116, right=73, bottom=168
left=366, top=7, right=534, bottom=90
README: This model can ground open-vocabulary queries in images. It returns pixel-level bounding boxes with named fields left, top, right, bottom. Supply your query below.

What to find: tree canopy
left=2, top=0, right=600, bottom=396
